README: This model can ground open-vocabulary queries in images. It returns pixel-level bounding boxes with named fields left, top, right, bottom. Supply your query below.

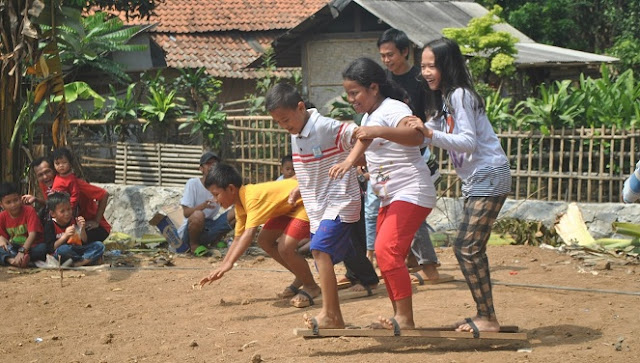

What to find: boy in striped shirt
left=266, top=82, right=378, bottom=331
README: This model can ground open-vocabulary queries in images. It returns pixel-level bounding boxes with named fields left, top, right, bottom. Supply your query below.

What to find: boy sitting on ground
left=44, top=192, right=105, bottom=267
left=199, top=163, right=320, bottom=307
left=276, top=154, right=295, bottom=180
left=0, top=182, right=47, bottom=268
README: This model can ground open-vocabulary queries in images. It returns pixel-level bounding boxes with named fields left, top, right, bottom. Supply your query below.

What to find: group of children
left=198, top=36, right=510, bottom=335
left=0, top=148, right=107, bottom=269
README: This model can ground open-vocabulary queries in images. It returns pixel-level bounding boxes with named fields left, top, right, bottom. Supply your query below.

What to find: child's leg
left=54, top=244, right=81, bottom=264
left=409, top=221, right=441, bottom=281
left=75, top=241, right=106, bottom=266
left=453, top=195, right=506, bottom=333
left=305, top=250, right=343, bottom=328
left=374, top=201, right=431, bottom=329
left=276, top=218, right=316, bottom=290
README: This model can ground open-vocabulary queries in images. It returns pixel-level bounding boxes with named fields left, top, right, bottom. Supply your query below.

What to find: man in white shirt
left=178, top=152, right=234, bottom=254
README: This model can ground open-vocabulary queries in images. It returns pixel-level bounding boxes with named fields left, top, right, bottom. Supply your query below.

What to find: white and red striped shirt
left=292, top=109, right=361, bottom=233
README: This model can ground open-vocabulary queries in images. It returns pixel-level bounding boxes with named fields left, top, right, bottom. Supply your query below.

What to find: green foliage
left=246, top=48, right=302, bottom=115
left=174, top=68, right=223, bottom=111
left=328, top=94, right=356, bottom=121
left=484, top=90, right=515, bottom=130
left=607, top=36, right=640, bottom=75
left=180, top=103, right=227, bottom=149
left=43, top=11, right=146, bottom=83
left=514, top=80, right=584, bottom=134
left=104, top=83, right=140, bottom=140
left=443, top=5, right=518, bottom=85
left=140, top=86, right=185, bottom=131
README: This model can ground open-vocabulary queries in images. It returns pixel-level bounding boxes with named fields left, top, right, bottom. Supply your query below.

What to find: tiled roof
left=127, top=0, right=329, bottom=33
left=152, top=32, right=298, bottom=79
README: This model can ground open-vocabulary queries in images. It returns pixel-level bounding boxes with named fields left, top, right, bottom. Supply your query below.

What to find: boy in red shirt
left=44, top=192, right=105, bottom=267
left=0, top=183, right=47, bottom=267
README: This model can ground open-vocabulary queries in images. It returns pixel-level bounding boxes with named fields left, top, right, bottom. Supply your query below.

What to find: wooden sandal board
left=292, top=286, right=378, bottom=308
left=337, top=274, right=455, bottom=290
left=293, top=324, right=526, bottom=340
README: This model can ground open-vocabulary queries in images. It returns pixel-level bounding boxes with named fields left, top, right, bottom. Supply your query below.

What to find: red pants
left=375, top=201, right=432, bottom=301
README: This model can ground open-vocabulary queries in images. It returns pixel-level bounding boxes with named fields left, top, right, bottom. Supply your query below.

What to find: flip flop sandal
left=193, top=245, right=209, bottom=257
left=309, top=317, right=319, bottom=335
left=291, top=290, right=315, bottom=308
left=277, top=284, right=300, bottom=299
left=464, top=317, right=480, bottom=338
left=411, top=272, right=425, bottom=285
left=389, top=317, right=401, bottom=336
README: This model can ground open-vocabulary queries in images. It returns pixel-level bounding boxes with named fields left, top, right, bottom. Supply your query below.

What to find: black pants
left=344, top=194, right=379, bottom=286
left=86, top=226, right=110, bottom=243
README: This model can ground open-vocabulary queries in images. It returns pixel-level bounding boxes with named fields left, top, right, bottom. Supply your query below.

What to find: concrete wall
left=99, top=184, right=640, bottom=239
left=304, top=37, right=380, bottom=114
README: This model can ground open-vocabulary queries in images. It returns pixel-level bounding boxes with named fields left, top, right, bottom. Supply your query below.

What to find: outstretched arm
left=354, top=117, right=424, bottom=146
left=328, top=139, right=372, bottom=179
left=199, top=227, right=258, bottom=286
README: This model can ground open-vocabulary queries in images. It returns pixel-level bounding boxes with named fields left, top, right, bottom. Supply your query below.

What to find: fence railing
left=434, top=126, right=640, bottom=203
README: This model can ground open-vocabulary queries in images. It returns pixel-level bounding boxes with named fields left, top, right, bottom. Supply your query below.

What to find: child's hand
left=353, top=126, right=380, bottom=140
left=329, top=161, right=352, bottom=180
left=199, top=263, right=232, bottom=287
left=76, top=216, right=86, bottom=229
left=21, top=194, right=36, bottom=205
left=64, top=225, right=75, bottom=237
left=406, top=118, right=432, bottom=138
left=288, top=186, right=301, bottom=205
left=0, top=239, right=8, bottom=251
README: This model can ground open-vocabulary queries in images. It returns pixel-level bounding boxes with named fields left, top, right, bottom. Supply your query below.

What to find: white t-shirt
left=363, top=98, right=436, bottom=208
left=291, top=109, right=361, bottom=233
left=177, top=177, right=221, bottom=236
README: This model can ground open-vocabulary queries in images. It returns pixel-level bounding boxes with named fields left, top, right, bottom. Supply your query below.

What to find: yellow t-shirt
left=234, top=178, right=308, bottom=236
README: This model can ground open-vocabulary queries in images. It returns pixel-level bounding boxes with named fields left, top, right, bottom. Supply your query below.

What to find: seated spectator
left=276, top=154, right=295, bottom=180
left=0, top=182, right=47, bottom=268
left=178, top=152, right=234, bottom=255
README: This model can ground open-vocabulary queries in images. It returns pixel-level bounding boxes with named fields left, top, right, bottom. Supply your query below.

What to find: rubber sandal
left=277, top=284, right=300, bottom=299
left=389, top=317, right=401, bottom=336
left=464, top=317, right=480, bottom=338
left=291, top=289, right=315, bottom=308
left=411, top=272, right=425, bottom=285
left=193, top=245, right=209, bottom=257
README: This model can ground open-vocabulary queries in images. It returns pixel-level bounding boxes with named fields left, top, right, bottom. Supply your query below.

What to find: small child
left=276, top=154, right=295, bottom=180
left=199, top=164, right=320, bottom=307
left=265, top=82, right=379, bottom=330
left=0, top=182, right=47, bottom=267
left=51, top=148, right=80, bottom=211
left=44, top=192, right=105, bottom=267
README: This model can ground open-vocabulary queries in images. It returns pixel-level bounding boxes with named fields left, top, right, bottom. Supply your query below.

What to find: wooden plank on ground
left=293, top=325, right=526, bottom=340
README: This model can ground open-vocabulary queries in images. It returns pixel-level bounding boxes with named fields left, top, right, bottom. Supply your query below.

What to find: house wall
left=303, top=36, right=382, bottom=114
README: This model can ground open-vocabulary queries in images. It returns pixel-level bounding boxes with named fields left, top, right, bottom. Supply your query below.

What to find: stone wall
left=98, top=184, right=640, bottom=239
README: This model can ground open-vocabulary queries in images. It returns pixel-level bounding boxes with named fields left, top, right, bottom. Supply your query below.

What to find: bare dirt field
left=1, top=245, right=638, bottom=363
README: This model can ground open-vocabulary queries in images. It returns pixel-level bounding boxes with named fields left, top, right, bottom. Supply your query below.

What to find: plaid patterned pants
left=454, top=195, right=506, bottom=320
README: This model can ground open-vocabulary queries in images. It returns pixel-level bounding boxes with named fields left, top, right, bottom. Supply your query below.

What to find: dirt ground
left=1, top=244, right=638, bottom=363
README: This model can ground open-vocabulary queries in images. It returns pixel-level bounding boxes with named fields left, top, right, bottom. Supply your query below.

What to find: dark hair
left=280, top=154, right=293, bottom=165
left=0, top=182, right=19, bottom=200
left=265, top=82, right=303, bottom=112
left=30, top=156, right=53, bottom=169
left=46, top=192, right=71, bottom=212
left=204, top=163, right=243, bottom=189
left=52, top=147, right=74, bottom=163
left=377, top=28, right=411, bottom=59
left=342, top=57, right=408, bottom=103
left=421, top=37, right=484, bottom=118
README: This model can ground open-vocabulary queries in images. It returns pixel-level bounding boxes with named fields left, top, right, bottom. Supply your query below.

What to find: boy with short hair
left=44, top=192, right=105, bottom=267
left=265, top=82, right=379, bottom=330
left=276, top=154, right=295, bottom=180
left=51, top=148, right=80, bottom=210
left=199, top=164, right=320, bottom=306
left=179, top=152, right=234, bottom=255
left=0, top=182, right=47, bottom=268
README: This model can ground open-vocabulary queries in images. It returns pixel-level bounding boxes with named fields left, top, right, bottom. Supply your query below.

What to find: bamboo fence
left=67, top=117, right=640, bottom=203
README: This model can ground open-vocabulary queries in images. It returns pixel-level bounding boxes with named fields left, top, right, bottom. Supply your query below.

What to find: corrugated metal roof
left=352, top=0, right=617, bottom=65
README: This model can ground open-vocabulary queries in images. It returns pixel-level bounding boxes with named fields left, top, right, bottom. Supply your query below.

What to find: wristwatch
left=18, top=247, right=29, bottom=254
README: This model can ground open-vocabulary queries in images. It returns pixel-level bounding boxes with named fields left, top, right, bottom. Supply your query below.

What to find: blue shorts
left=181, top=211, right=232, bottom=245
left=310, top=216, right=355, bottom=264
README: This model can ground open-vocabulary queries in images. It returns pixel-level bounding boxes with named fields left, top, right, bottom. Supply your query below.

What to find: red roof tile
left=153, top=32, right=298, bottom=79
left=127, top=0, right=329, bottom=33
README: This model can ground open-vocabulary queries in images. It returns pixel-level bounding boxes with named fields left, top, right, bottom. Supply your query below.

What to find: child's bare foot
left=277, top=281, right=302, bottom=299
left=290, top=285, right=321, bottom=307
left=410, top=264, right=440, bottom=283
left=454, top=316, right=500, bottom=334
left=348, top=283, right=377, bottom=293
left=303, top=312, right=344, bottom=330
left=73, top=259, right=92, bottom=267
left=370, top=315, right=414, bottom=332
